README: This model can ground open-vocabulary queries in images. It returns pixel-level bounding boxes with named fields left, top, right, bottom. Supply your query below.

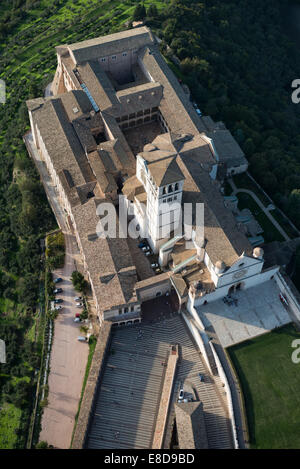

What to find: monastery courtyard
left=196, top=279, right=291, bottom=348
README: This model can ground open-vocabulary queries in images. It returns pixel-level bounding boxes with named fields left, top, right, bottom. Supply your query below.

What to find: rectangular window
left=101, top=58, right=106, bottom=62
left=111, top=55, right=117, bottom=60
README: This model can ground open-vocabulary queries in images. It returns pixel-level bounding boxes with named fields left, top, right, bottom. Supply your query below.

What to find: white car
left=142, top=246, right=149, bottom=252
left=151, top=263, right=158, bottom=268
left=74, top=317, right=81, bottom=323
left=76, top=303, right=83, bottom=308
left=75, top=296, right=82, bottom=301
left=77, top=336, right=87, bottom=342
left=55, top=305, right=62, bottom=310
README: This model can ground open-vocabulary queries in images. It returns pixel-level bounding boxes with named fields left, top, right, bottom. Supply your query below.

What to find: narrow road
left=229, top=179, right=290, bottom=241
left=39, top=233, right=89, bottom=448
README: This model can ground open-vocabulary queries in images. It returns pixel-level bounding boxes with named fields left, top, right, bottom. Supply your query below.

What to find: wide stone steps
left=86, top=316, right=233, bottom=449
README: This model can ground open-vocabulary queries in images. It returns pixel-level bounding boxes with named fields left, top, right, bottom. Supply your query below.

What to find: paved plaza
left=196, top=279, right=291, bottom=348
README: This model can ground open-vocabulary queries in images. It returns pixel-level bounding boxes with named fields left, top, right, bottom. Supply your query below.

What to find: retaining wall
left=72, top=322, right=112, bottom=448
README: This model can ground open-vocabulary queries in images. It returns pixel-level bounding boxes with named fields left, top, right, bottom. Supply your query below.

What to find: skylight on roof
left=80, top=83, right=100, bottom=113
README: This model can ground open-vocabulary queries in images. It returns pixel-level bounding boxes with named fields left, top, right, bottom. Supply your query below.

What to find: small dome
left=253, top=247, right=264, bottom=258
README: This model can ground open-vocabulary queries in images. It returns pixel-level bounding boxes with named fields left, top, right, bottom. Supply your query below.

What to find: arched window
left=175, top=183, right=179, bottom=191
left=168, top=185, right=173, bottom=193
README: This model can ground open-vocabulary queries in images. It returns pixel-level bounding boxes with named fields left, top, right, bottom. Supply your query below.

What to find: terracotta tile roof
left=64, top=27, right=155, bottom=64
left=72, top=199, right=138, bottom=313
left=148, top=156, right=185, bottom=186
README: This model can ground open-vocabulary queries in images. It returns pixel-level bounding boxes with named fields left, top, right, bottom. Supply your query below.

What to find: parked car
left=54, top=277, right=62, bottom=284
left=166, top=292, right=170, bottom=297
left=74, top=296, right=82, bottom=302
left=74, top=317, right=81, bottom=323
left=77, top=336, right=87, bottom=342
left=54, top=298, right=63, bottom=304
left=75, top=313, right=81, bottom=318
left=196, top=108, right=202, bottom=116
left=138, top=242, right=146, bottom=248
left=76, top=303, right=83, bottom=308
left=55, top=305, right=62, bottom=311
left=179, top=388, right=184, bottom=400
left=145, top=251, right=151, bottom=256
left=155, top=268, right=161, bottom=273
left=53, top=288, right=62, bottom=294
left=151, top=263, right=159, bottom=268
left=142, top=246, right=150, bottom=252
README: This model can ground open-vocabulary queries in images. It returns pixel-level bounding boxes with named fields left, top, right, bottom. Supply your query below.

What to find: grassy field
left=228, top=324, right=300, bottom=449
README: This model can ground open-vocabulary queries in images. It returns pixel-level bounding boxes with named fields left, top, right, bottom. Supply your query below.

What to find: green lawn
left=233, top=172, right=298, bottom=240
left=233, top=172, right=270, bottom=206
left=228, top=324, right=300, bottom=449
left=237, top=192, right=284, bottom=243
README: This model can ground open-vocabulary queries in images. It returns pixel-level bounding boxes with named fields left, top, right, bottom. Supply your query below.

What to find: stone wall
left=72, top=322, right=112, bottom=448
